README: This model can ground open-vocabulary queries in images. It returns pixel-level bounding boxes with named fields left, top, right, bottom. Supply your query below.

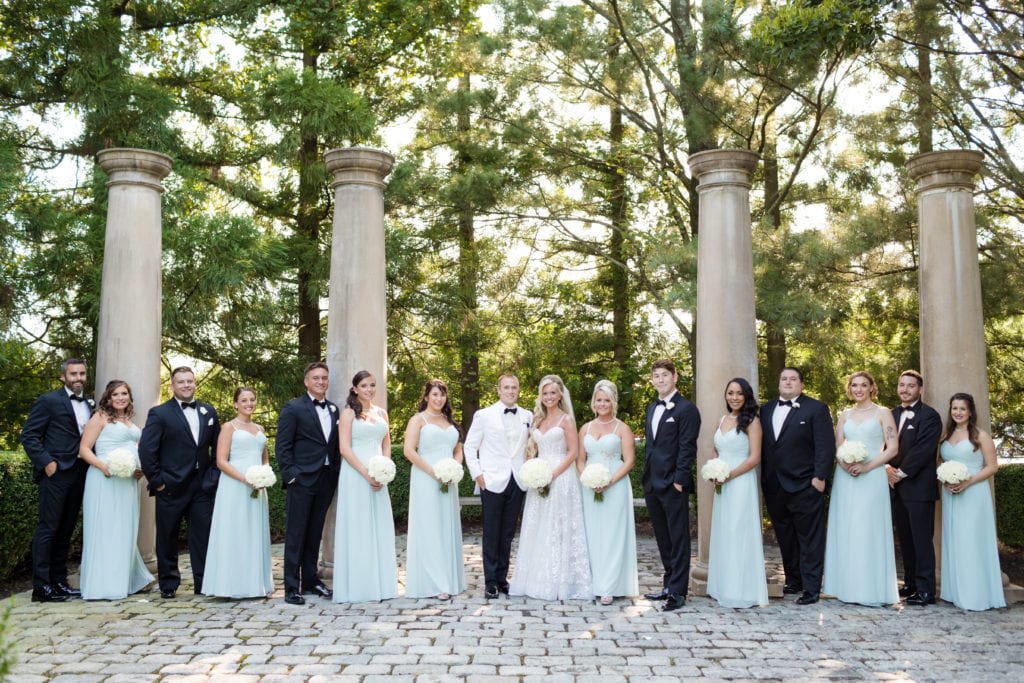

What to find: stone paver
left=6, top=534, right=1022, bottom=681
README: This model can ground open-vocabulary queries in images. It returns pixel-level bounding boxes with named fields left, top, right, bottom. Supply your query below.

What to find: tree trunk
left=456, top=70, right=480, bottom=433
left=296, top=47, right=323, bottom=362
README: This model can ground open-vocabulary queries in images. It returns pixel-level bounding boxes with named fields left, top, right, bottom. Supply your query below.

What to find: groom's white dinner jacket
left=464, top=402, right=533, bottom=493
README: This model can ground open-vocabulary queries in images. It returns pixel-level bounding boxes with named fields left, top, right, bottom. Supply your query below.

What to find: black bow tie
left=180, top=401, right=197, bottom=410
left=778, top=399, right=793, bottom=407
left=504, top=407, right=517, bottom=415
left=70, top=394, right=86, bottom=402
left=313, top=399, right=328, bottom=409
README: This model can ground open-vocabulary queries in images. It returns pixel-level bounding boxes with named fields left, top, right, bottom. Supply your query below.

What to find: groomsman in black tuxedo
left=887, top=370, right=942, bottom=606
left=276, top=362, right=340, bottom=605
left=139, top=366, right=220, bottom=599
left=641, top=358, right=700, bottom=612
left=21, top=358, right=93, bottom=602
left=760, top=367, right=835, bottom=605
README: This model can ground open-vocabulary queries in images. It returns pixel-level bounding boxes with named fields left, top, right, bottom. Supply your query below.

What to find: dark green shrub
left=0, top=451, right=38, bottom=581
left=996, top=463, right=1024, bottom=548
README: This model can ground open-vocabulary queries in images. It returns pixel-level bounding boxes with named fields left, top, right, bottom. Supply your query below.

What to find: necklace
left=233, top=418, right=253, bottom=425
left=724, top=413, right=738, bottom=419
left=425, top=410, right=443, bottom=418
left=853, top=404, right=875, bottom=412
left=597, top=417, right=616, bottom=425
left=955, top=426, right=968, bottom=432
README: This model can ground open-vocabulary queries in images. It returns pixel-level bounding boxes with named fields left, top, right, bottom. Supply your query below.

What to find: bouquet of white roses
left=836, top=440, right=868, bottom=464
left=519, top=458, right=553, bottom=497
left=432, top=457, right=464, bottom=493
left=701, top=458, right=731, bottom=494
left=937, top=461, right=971, bottom=485
left=368, top=455, right=397, bottom=485
left=106, top=448, right=139, bottom=478
left=580, top=463, right=612, bottom=502
left=244, top=464, right=277, bottom=498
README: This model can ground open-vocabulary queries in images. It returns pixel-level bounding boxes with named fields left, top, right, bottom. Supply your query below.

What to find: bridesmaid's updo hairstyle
left=590, top=379, right=619, bottom=416
left=845, top=371, right=879, bottom=400
left=534, top=374, right=575, bottom=424
left=941, top=392, right=981, bottom=451
left=98, top=379, right=135, bottom=422
left=723, top=377, right=758, bottom=434
left=418, top=379, right=461, bottom=435
left=233, top=386, right=257, bottom=402
left=346, top=370, right=373, bottom=420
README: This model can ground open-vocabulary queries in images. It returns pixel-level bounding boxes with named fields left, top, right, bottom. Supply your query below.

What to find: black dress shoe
left=304, top=583, right=333, bottom=599
left=499, top=582, right=510, bottom=596
left=644, top=588, right=670, bottom=601
left=54, top=581, right=81, bottom=598
left=160, top=589, right=176, bottom=599
left=797, top=591, right=820, bottom=605
left=31, top=585, right=69, bottom=603
left=484, top=584, right=499, bottom=599
left=905, top=592, right=935, bottom=606
left=782, top=583, right=803, bottom=595
left=899, top=584, right=916, bottom=598
left=662, top=594, right=686, bottom=611
left=284, top=589, right=305, bottom=605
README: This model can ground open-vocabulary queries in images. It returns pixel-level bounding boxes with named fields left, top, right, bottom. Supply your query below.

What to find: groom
left=464, top=373, right=532, bottom=599
left=642, top=359, right=700, bottom=612
left=760, top=367, right=835, bottom=605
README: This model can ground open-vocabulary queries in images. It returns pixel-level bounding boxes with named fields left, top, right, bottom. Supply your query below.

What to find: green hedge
left=995, top=463, right=1024, bottom=548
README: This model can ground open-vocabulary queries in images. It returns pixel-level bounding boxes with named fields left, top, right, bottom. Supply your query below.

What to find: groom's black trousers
left=480, top=479, right=524, bottom=588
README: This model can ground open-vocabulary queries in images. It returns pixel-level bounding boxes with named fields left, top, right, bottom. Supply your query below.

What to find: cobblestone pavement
left=7, top=534, right=1022, bottom=682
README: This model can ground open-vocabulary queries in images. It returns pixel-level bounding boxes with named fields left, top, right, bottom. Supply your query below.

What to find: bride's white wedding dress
left=509, top=417, right=592, bottom=600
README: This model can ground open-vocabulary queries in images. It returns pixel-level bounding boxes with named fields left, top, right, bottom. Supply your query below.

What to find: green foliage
left=0, top=451, right=37, bottom=582
left=995, top=464, right=1024, bottom=548
left=0, top=596, right=15, bottom=681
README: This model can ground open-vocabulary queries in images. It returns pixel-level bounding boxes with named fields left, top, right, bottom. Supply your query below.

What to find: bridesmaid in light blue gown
left=706, top=378, right=768, bottom=608
left=939, top=393, right=1005, bottom=611
left=578, top=380, right=638, bottom=605
left=203, top=387, right=274, bottom=598
left=334, top=370, right=398, bottom=603
left=823, top=371, right=900, bottom=606
left=78, top=380, right=154, bottom=600
left=403, top=379, right=466, bottom=600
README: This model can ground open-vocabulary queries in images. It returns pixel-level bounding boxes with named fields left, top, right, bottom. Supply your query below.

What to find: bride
left=509, top=374, right=592, bottom=600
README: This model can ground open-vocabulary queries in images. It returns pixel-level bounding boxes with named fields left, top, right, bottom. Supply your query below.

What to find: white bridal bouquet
left=244, top=464, right=277, bottom=498
left=106, top=448, right=139, bottom=478
left=937, top=461, right=971, bottom=485
left=580, top=463, right=612, bottom=502
left=701, top=458, right=731, bottom=494
left=836, top=440, right=868, bottom=464
left=519, top=458, right=553, bottom=497
left=368, top=455, right=397, bottom=485
left=432, top=457, right=464, bottom=493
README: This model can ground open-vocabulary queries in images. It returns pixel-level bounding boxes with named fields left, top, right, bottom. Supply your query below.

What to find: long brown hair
left=346, top=370, right=373, bottom=420
left=98, top=380, right=135, bottom=421
left=940, top=392, right=981, bottom=451
left=417, top=379, right=461, bottom=437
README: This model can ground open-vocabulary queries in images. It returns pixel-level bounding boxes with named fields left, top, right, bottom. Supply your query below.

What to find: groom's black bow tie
left=778, top=399, right=794, bottom=407
left=313, top=399, right=328, bottom=409
left=180, top=401, right=197, bottom=410
left=70, top=394, right=86, bottom=402
left=656, top=399, right=667, bottom=407
left=504, top=407, right=517, bottom=415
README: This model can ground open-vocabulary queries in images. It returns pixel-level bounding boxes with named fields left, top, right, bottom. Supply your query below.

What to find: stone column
left=688, top=149, right=760, bottom=596
left=319, top=147, right=395, bottom=575
left=95, top=148, right=173, bottom=568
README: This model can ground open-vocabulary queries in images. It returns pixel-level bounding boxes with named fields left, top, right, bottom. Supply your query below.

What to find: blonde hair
left=590, top=379, right=619, bottom=416
left=845, top=371, right=879, bottom=400
left=534, top=374, right=574, bottom=423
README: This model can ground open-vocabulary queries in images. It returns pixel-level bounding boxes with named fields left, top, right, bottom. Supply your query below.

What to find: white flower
left=836, top=440, right=868, bottom=464
left=199, top=406, right=208, bottom=415
left=701, top=458, right=730, bottom=493
left=937, top=461, right=970, bottom=485
left=107, top=448, right=139, bottom=478
left=245, top=464, right=277, bottom=498
left=87, top=398, right=96, bottom=408
left=432, top=458, right=464, bottom=493
left=904, top=410, right=915, bottom=420
left=580, top=463, right=612, bottom=502
left=330, top=404, right=337, bottom=413
left=368, top=455, right=396, bottom=485
left=792, top=401, right=800, bottom=409
left=519, top=458, right=553, bottom=497
left=665, top=401, right=675, bottom=410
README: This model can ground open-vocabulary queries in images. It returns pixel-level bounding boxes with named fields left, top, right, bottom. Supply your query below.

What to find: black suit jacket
left=642, top=392, right=700, bottom=494
left=21, top=388, right=94, bottom=480
left=760, top=394, right=835, bottom=494
left=275, top=395, right=341, bottom=489
left=891, top=401, right=941, bottom=502
left=139, top=398, right=220, bottom=495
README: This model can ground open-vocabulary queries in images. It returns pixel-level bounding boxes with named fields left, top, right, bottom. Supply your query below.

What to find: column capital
left=907, top=149, right=984, bottom=193
left=96, top=148, right=173, bottom=192
left=688, top=149, right=760, bottom=190
left=324, top=147, right=395, bottom=189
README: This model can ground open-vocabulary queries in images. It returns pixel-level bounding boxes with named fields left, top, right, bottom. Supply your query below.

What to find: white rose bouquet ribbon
left=367, top=455, right=397, bottom=486
left=701, top=458, right=730, bottom=494
left=937, top=461, right=970, bottom=486
left=106, top=448, right=139, bottom=478
left=432, top=457, right=464, bottom=493
left=836, top=440, right=868, bottom=465
left=580, top=463, right=612, bottom=502
left=244, top=464, right=277, bottom=498
left=519, top=458, right=553, bottom=497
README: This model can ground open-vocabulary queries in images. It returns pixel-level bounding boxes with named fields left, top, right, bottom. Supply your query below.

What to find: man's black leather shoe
left=304, top=583, right=333, bottom=599
left=905, top=592, right=935, bottom=606
left=484, top=584, right=499, bottom=599
left=160, top=589, right=176, bottom=599
left=54, top=581, right=81, bottom=598
left=31, top=585, right=68, bottom=603
left=499, top=582, right=510, bottom=596
left=797, top=591, right=820, bottom=605
left=898, top=584, right=916, bottom=598
left=782, top=583, right=803, bottom=595
left=284, top=590, right=305, bottom=605
left=644, top=588, right=670, bottom=601
left=662, top=594, right=686, bottom=611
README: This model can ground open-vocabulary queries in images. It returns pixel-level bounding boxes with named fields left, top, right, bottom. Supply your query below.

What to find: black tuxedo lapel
left=171, top=400, right=199, bottom=446
left=305, top=397, right=328, bottom=445
left=774, top=395, right=803, bottom=441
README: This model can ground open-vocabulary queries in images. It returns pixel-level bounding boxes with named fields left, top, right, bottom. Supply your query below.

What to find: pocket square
left=666, top=417, right=676, bottom=423
left=906, top=425, right=915, bottom=430
left=799, top=421, right=807, bottom=425
left=207, top=418, right=214, bottom=426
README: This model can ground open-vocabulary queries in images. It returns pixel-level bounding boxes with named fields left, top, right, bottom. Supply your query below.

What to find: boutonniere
left=791, top=401, right=801, bottom=409
left=87, top=398, right=96, bottom=408
left=665, top=401, right=675, bottom=411
left=330, top=404, right=337, bottom=413
left=904, top=410, right=915, bottom=420
left=199, top=406, right=208, bottom=416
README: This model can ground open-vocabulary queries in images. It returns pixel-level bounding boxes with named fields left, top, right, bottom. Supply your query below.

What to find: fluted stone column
left=95, top=148, right=173, bottom=568
left=319, top=147, right=395, bottom=575
left=688, top=149, right=760, bottom=596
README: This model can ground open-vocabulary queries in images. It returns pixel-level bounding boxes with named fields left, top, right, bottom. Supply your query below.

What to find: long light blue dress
left=939, top=439, right=1005, bottom=611
left=580, top=423, right=638, bottom=598
left=203, top=429, right=273, bottom=598
left=80, top=421, right=154, bottom=600
left=823, top=411, right=898, bottom=606
left=333, top=415, right=398, bottom=602
left=707, top=421, right=768, bottom=608
left=405, top=419, right=466, bottom=598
